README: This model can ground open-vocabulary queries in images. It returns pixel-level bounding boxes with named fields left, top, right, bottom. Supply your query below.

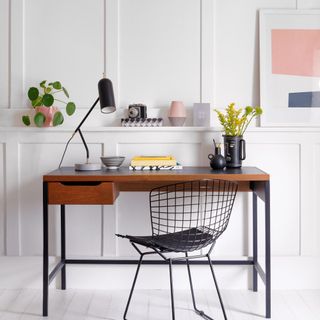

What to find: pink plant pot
left=35, top=106, right=58, bottom=127
left=168, top=101, right=186, bottom=117
left=168, top=101, right=186, bottom=126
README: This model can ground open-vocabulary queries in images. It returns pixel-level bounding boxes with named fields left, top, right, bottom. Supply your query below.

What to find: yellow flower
left=214, top=103, right=263, bottom=136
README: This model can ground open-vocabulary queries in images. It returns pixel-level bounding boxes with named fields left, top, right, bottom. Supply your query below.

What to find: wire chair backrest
left=149, top=179, right=238, bottom=252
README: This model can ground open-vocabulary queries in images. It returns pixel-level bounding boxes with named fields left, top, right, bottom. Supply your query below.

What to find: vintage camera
left=128, top=104, right=147, bottom=119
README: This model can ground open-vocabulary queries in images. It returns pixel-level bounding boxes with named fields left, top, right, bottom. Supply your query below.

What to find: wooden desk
left=43, top=166, right=271, bottom=318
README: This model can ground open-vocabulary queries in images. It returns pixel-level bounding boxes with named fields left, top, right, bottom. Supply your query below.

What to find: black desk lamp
left=58, top=77, right=116, bottom=171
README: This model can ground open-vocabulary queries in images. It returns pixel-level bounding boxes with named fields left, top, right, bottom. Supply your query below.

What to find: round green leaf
left=66, top=102, right=76, bottom=116
left=22, top=115, right=31, bottom=126
left=45, top=87, right=52, bottom=94
left=62, top=87, right=69, bottom=98
left=53, top=81, right=62, bottom=90
left=34, top=112, right=46, bottom=127
left=42, top=94, right=54, bottom=107
left=53, top=111, right=64, bottom=126
left=31, top=96, right=42, bottom=107
left=28, top=87, right=39, bottom=101
left=40, top=80, right=47, bottom=88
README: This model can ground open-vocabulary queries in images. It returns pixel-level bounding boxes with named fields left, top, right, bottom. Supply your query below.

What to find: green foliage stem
left=215, top=103, right=263, bottom=136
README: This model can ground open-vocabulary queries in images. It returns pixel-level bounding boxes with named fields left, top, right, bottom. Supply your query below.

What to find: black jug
left=223, top=135, right=246, bottom=168
left=208, top=139, right=226, bottom=170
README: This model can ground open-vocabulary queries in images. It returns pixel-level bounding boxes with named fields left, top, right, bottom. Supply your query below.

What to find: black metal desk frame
left=42, top=167, right=271, bottom=318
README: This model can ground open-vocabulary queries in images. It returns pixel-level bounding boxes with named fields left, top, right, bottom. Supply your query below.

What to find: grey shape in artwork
left=288, top=91, right=320, bottom=108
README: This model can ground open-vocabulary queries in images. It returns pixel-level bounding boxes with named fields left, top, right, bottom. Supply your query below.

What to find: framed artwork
left=260, top=9, right=320, bottom=126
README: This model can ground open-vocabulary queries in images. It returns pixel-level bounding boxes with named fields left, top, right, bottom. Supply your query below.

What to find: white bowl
left=100, top=156, right=125, bottom=169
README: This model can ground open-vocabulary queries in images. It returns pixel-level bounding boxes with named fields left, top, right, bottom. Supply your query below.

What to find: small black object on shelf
left=128, top=104, right=147, bottom=119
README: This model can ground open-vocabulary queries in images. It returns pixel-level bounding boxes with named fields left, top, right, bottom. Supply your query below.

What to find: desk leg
left=43, top=182, right=49, bottom=317
left=253, top=192, right=258, bottom=292
left=61, top=205, right=66, bottom=290
left=265, top=181, right=271, bottom=319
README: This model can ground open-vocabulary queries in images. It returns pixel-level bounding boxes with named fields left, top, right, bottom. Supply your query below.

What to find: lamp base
left=74, top=163, right=101, bottom=171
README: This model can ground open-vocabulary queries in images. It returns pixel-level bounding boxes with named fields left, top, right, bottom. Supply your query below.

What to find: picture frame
left=260, top=9, right=320, bottom=126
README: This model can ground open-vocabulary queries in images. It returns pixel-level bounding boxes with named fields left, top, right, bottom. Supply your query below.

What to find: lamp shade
left=98, top=78, right=116, bottom=113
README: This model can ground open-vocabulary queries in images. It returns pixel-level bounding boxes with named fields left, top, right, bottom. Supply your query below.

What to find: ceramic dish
left=100, top=156, right=125, bottom=170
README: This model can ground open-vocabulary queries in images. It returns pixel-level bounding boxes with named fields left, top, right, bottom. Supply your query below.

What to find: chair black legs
left=168, top=259, right=176, bottom=320
left=186, top=253, right=228, bottom=320
left=207, top=255, right=228, bottom=320
left=123, top=252, right=227, bottom=320
left=186, top=254, right=211, bottom=319
left=123, top=253, right=145, bottom=320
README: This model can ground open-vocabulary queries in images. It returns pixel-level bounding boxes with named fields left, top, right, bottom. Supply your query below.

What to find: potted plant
left=22, top=80, right=76, bottom=127
left=215, top=103, right=263, bottom=168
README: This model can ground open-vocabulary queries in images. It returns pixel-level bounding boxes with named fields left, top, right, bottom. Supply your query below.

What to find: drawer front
left=48, top=182, right=119, bottom=205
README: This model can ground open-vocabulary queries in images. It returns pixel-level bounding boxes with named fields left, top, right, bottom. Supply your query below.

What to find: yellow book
left=131, top=155, right=176, bottom=166
left=132, top=155, right=174, bottom=161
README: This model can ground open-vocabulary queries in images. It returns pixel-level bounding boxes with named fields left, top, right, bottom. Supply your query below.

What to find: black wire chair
left=116, top=179, right=238, bottom=320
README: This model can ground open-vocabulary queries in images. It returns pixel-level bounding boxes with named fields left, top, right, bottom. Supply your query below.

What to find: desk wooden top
left=43, top=166, right=269, bottom=182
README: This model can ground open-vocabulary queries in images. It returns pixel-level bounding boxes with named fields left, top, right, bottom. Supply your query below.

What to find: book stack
left=129, top=156, right=183, bottom=171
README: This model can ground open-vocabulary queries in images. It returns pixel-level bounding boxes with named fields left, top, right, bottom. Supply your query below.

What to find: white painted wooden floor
left=0, top=289, right=319, bottom=320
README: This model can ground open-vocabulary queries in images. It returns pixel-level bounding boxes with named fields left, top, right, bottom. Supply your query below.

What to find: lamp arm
left=78, top=129, right=89, bottom=163
left=58, top=97, right=100, bottom=168
left=74, top=97, right=100, bottom=163
left=75, top=97, right=100, bottom=132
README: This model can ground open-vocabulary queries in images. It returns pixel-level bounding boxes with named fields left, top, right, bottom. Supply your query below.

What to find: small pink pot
left=168, top=101, right=186, bottom=126
left=168, top=101, right=186, bottom=117
left=35, top=106, right=58, bottom=127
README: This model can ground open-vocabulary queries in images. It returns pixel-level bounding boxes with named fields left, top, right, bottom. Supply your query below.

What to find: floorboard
left=0, top=289, right=318, bottom=319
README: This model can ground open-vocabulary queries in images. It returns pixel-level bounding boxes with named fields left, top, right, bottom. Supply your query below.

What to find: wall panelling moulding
left=0, top=143, right=5, bottom=255
left=25, top=0, right=105, bottom=109
left=0, top=0, right=9, bottom=108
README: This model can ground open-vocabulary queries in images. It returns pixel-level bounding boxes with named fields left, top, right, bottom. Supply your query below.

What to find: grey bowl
left=101, top=156, right=125, bottom=169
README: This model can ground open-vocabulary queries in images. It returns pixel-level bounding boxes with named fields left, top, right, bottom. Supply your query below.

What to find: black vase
left=223, top=135, right=246, bottom=168
left=208, top=146, right=226, bottom=170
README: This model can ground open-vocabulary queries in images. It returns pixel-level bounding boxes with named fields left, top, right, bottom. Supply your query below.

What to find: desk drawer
left=48, top=182, right=119, bottom=205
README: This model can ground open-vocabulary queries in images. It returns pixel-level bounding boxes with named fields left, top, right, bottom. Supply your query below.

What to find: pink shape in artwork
left=272, top=29, right=320, bottom=77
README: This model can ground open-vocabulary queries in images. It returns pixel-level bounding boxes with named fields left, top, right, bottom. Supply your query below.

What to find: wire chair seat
left=122, top=226, right=220, bottom=253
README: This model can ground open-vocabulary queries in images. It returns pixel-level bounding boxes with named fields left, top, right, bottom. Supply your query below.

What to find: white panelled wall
left=0, top=0, right=320, bottom=291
